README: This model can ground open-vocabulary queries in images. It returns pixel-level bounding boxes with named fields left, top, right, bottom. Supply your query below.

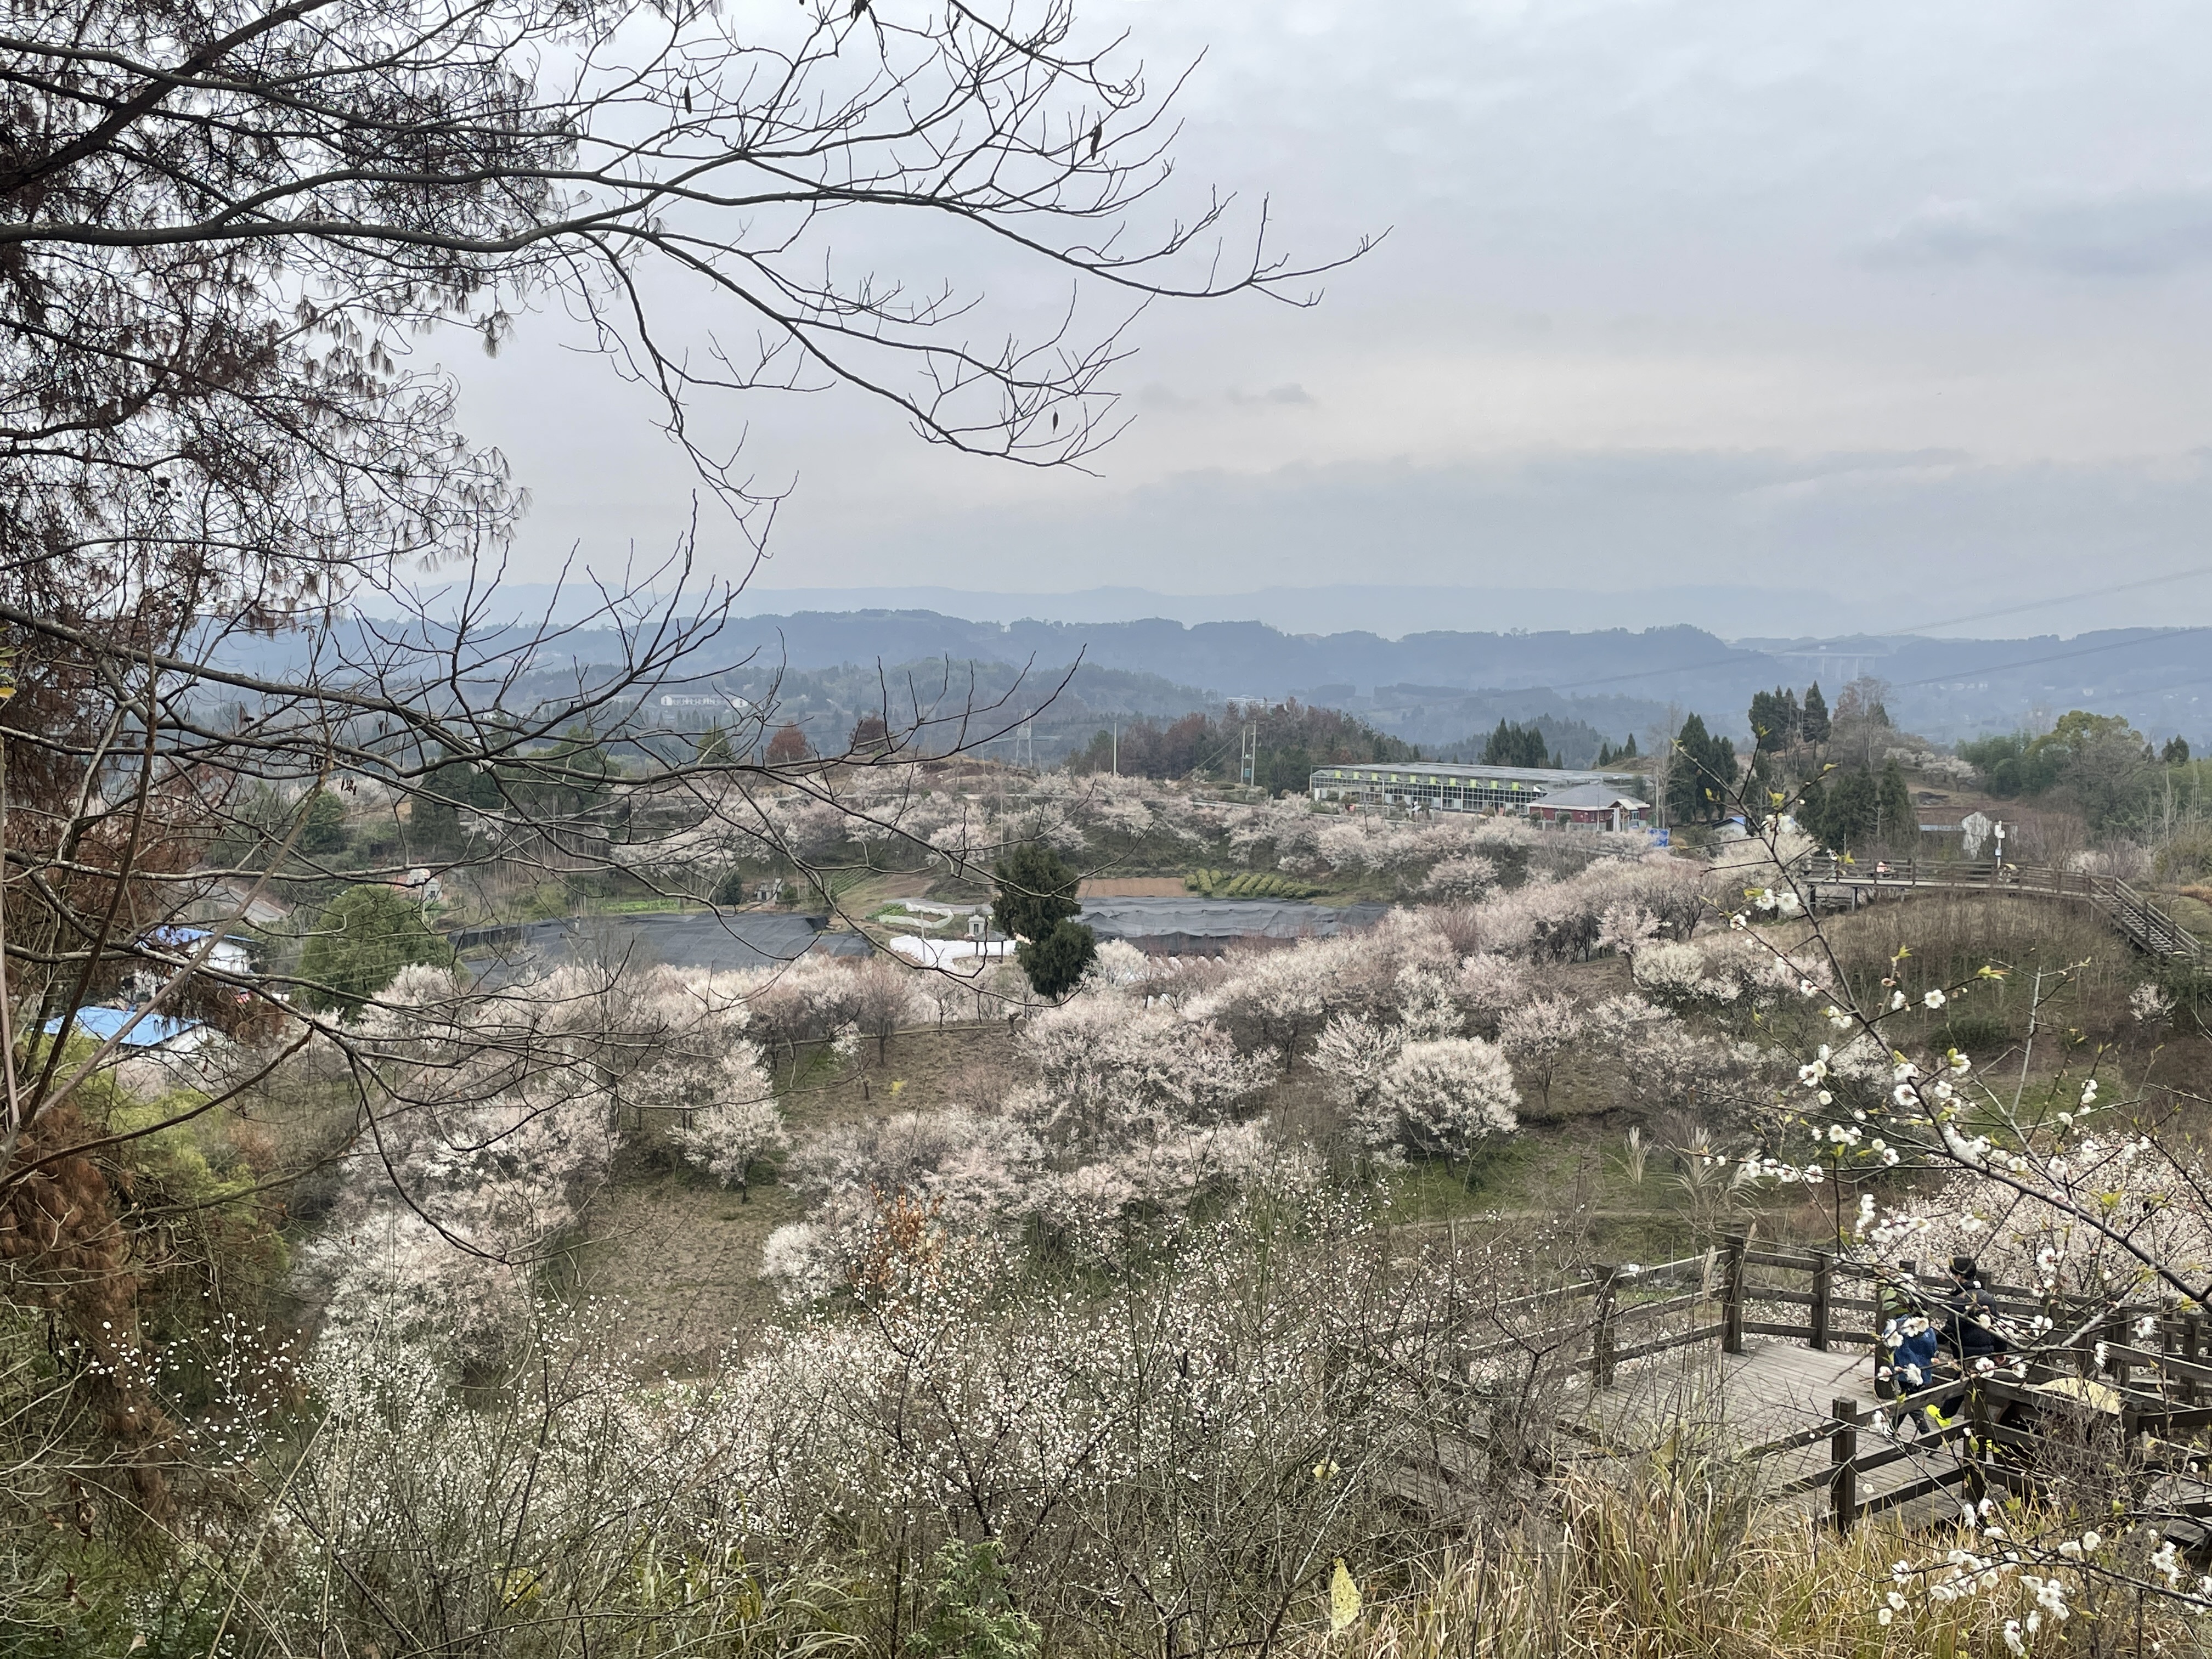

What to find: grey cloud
left=454, top=0, right=2212, bottom=627
left=1141, top=382, right=1316, bottom=411
left=1870, top=188, right=2212, bottom=276
left=820, top=447, right=2212, bottom=634
left=1137, top=381, right=1202, bottom=411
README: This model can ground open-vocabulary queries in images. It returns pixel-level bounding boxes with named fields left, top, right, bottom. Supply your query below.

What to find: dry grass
left=1816, top=890, right=2137, bottom=1040
left=1295, top=1469, right=2202, bottom=1659
left=575, top=1023, right=1018, bottom=1367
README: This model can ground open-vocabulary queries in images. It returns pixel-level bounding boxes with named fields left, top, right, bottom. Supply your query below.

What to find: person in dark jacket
left=1939, top=1255, right=2006, bottom=1367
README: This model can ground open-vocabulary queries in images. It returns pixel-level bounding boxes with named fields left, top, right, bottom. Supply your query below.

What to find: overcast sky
left=450, top=0, right=2212, bottom=635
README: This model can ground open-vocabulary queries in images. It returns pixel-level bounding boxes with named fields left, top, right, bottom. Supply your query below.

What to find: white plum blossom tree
left=1423, top=853, right=1500, bottom=901
left=1312, top=1011, right=1400, bottom=1119
left=1454, top=952, right=1535, bottom=1037
left=1498, top=995, right=1583, bottom=1109
left=1084, top=938, right=1156, bottom=990
left=669, top=1059, right=788, bottom=1196
left=1393, top=965, right=1466, bottom=1041
left=1364, top=1037, right=1521, bottom=1164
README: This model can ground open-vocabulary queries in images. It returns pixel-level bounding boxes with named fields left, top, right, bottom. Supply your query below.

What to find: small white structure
left=888, top=935, right=1016, bottom=972
left=149, top=926, right=253, bottom=977
left=130, top=927, right=253, bottom=1003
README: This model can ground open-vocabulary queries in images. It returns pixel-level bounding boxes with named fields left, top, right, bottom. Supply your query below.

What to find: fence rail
left=1712, top=1235, right=2212, bottom=1532
left=1432, top=1234, right=2212, bottom=1535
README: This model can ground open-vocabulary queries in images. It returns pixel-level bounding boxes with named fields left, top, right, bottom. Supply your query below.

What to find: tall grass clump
left=1819, top=892, right=2133, bottom=1041
left=1297, top=1465, right=2207, bottom=1658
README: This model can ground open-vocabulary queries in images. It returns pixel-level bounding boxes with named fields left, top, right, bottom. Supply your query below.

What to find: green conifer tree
left=1668, top=715, right=1737, bottom=823
left=992, top=844, right=1096, bottom=997
left=1877, top=759, right=1917, bottom=851
left=1801, top=682, right=1831, bottom=746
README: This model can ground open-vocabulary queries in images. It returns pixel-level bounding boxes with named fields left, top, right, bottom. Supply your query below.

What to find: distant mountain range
left=596, top=610, right=2212, bottom=748
left=225, top=597, right=2212, bottom=754
left=361, top=579, right=1852, bottom=639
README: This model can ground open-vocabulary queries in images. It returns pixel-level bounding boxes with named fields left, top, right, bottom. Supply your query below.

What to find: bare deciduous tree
left=0, top=0, right=1357, bottom=1536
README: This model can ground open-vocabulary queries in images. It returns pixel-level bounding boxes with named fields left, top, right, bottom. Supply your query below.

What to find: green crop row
left=1184, top=868, right=1321, bottom=899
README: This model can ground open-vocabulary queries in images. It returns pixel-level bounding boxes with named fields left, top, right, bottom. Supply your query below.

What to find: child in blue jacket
left=1880, top=1315, right=1940, bottom=1393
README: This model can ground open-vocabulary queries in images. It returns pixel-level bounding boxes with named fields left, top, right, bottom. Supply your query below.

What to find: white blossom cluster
left=1878, top=1509, right=2212, bottom=1649
left=296, top=961, right=792, bottom=1351
left=1632, top=932, right=1824, bottom=1011
left=619, top=765, right=1692, bottom=904
left=763, top=992, right=1289, bottom=1297
left=266, top=1197, right=1469, bottom=1652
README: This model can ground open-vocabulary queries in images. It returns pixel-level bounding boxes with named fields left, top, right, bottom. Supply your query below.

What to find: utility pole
left=1111, top=720, right=1119, bottom=776
left=1239, top=721, right=1257, bottom=793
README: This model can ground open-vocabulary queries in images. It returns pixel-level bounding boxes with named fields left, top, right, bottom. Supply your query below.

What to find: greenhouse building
left=1308, top=760, right=1647, bottom=817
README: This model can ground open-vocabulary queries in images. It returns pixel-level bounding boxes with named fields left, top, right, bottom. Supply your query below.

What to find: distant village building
left=1308, top=761, right=1647, bottom=817
left=1526, top=783, right=1652, bottom=830
left=147, top=927, right=255, bottom=978
left=43, top=1005, right=210, bottom=1053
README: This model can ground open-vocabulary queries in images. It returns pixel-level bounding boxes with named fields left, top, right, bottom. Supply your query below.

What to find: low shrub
left=2153, top=825, right=2212, bottom=882
left=1933, top=1009, right=2013, bottom=1056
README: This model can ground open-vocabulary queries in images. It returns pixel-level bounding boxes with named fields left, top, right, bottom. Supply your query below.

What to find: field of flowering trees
left=606, top=759, right=1693, bottom=914
left=22, top=751, right=2212, bottom=1658
left=16, top=0, right=2212, bottom=1640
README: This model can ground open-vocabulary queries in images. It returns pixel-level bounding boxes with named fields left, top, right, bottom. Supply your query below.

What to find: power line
left=1892, top=562, right=2212, bottom=637
left=1891, top=627, right=2203, bottom=690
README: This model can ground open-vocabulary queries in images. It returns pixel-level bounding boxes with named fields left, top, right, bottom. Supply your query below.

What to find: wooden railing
left=1387, top=1234, right=2212, bottom=1534
left=1717, top=1235, right=2212, bottom=1533
left=1414, top=1253, right=1726, bottom=1392
left=1799, top=857, right=2207, bottom=966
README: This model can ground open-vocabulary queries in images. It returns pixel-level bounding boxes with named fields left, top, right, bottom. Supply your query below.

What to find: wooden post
left=1965, top=1380, right=1990, bottom=1508
left=1592, top=1267, right=1618, bottom=1390
left=1831, top=1396, right=1859, bottom=1533
left=2186, top=1312, right=2203, bottom=1408
left=2107, top=1310, right=2131, bottom=1391
left=1722, top=1229, right=1747, bottom=1356
left=2034, top=1289, right=2058, bottom=1386
left=1810, top=1250, right=1833, bottom=1352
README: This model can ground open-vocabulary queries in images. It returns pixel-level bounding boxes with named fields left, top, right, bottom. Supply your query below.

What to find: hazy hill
left=211, top=606, right=2212, bottom=755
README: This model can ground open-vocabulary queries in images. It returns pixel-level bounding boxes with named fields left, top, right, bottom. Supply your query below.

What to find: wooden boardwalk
left=1802, top=856, right=2206, bottom=965
left=1406, top=1240, right=2212, bottom=1536
left=1575, top=1334, right=1975, bottom=1527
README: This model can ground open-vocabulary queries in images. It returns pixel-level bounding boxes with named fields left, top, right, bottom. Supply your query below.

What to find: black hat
left=1950, top=1255, right=1978, bottom=1279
